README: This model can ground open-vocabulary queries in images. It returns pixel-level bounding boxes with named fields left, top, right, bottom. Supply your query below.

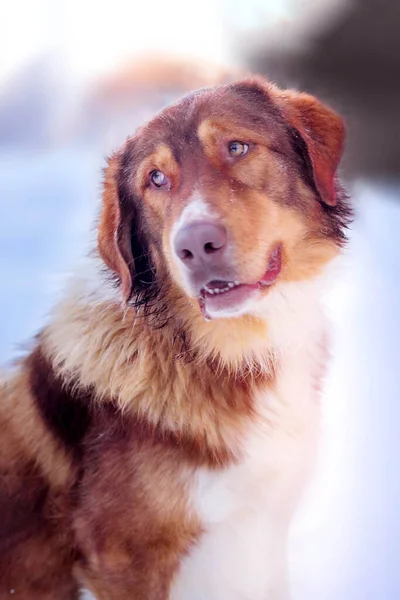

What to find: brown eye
left=150, top=170, right=167, bottom=187
left=228, top=141, right=249, bottom=157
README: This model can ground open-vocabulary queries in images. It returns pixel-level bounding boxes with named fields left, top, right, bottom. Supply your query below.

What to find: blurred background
left=1, top=1, right=399, bottom=598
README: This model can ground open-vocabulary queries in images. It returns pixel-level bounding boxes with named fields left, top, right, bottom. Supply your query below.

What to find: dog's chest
left=171, top=351, right=322, bottom=600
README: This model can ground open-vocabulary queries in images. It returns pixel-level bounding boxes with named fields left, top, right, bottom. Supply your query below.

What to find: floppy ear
left=98, top=152, right=134, bottom=302
left=275, top=89, right=345, bottom=207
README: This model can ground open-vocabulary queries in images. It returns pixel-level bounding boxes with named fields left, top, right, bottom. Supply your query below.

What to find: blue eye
left=150, top=170, right=167, bottom=187
left=228, top=141, right=249, bottom=157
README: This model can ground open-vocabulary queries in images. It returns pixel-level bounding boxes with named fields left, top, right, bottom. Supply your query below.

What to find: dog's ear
left=98, top=152, right=134, bottom=302
left=274, top=88, right=345, bottom=207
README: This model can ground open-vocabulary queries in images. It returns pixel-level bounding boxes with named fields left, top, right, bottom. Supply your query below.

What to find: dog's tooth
left=208, top=289, right=214, bottom=295
left=228, top=282, right=235, bottom=289
left=214, top=288, right=221, bottom=294
left=234, top=281, right=240, bottom=286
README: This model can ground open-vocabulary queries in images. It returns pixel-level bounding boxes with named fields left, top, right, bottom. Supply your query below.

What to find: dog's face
left=98, top=78, right=349, bottom=323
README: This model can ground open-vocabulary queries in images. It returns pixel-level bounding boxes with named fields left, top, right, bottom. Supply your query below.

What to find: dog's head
left=98, top=77, right=350, bottom=327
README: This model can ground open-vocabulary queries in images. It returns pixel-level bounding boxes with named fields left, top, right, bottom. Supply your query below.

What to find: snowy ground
left=1, top=146, right=399, bottom=598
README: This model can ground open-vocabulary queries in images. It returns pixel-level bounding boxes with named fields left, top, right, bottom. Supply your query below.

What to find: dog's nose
left=174, top=222, right=227, bottom=267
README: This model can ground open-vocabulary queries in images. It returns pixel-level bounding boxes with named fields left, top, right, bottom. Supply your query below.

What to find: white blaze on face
left=169, top=194, right=218, bottom=296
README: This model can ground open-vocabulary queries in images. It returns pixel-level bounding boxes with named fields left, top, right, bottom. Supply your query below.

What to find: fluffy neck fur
left=41, top=255, right=331, bottom=463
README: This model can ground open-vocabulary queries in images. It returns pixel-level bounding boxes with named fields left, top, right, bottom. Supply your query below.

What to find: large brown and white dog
left=0, top=76, right=351, bottom=599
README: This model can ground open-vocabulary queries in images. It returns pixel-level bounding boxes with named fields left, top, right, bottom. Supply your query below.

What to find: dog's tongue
left=260, top=244, right=282, bottom=286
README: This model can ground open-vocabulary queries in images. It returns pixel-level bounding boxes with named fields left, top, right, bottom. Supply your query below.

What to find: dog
left=0, top=75, right=351, bottom=599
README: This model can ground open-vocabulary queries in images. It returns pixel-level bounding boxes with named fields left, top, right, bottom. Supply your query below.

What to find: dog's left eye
left=228, top=141, right=249, bottom=157
left=150, top=170, right=167, bottom=188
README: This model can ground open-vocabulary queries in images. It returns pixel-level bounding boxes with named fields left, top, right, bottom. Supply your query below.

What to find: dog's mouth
left=198, top=244, right=282, bottom=319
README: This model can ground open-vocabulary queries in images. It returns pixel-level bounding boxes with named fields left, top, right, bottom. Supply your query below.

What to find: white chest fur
left=171, top=281, right=329, bottom=600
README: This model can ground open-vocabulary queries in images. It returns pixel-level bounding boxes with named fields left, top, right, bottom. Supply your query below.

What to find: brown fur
left=72, top=404, right=202, bottom=599
left=0, top=75, right=351, bottom=598
left=0, top=368, right=77, bottom=598
left=43, top=298, right=271, bottom=463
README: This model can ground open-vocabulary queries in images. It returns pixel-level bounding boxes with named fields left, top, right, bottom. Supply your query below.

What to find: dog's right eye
left=150, top=170, right=167, bottom=188
left=228, top=141, right=249, bottom=157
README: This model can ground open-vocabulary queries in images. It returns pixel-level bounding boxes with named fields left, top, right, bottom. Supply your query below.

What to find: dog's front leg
left=74, top=538, right=187, bottom=600
left=72, top=492, right=200, bottom=600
